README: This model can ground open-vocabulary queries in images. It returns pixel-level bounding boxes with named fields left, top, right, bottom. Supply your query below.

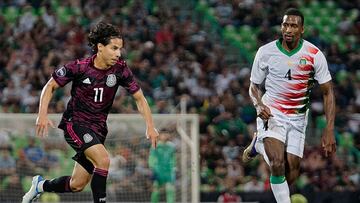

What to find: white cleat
left=242, top=133, right=258, bottom=163
left=22, top=175, right=44, bottom=203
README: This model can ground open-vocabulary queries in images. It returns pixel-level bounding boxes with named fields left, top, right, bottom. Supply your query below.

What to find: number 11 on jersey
left=94, top=87, right=104, bottom=102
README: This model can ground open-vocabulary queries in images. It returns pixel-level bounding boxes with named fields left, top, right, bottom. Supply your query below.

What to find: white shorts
left=255, top=114, right=307, bottom=158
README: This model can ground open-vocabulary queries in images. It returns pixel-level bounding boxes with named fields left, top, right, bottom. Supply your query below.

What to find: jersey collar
left=276, top=38, right=303, bottom=57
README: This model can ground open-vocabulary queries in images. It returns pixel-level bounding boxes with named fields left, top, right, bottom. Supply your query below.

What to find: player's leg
left=285, top=120, right=306, bottom=185
left=85, top=144, right=110, bottom=203
left=44, top=162, right=92, bottom=192
left=165, top=182, right=175, bottom=203
left=21, top=161, right=92, bottom=203
left=151, top=181, right=160, bottom=203
left=22, top=124, right=94, bottom=203
left=285, top=153, right=301, bottom=185
left=264, top=137, right=291, bottom=203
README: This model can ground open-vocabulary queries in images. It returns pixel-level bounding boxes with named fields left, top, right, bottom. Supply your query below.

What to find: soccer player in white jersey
left=242, top=8, right=336, bottom=203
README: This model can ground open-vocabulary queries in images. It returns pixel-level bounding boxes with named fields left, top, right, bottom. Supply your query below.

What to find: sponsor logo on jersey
left=299, top=58, right=307, bottom=65
left=55, top=66, right=66, bottom=77
left=82, top=78, right=91, bottom=84
left=106, top=74, right=116, bottom=87
left=99, top=197, right=106, bottom=202
left=83, top=133, right=93, bottom=143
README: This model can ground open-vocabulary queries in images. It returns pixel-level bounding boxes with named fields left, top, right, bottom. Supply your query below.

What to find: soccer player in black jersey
left=22, top=22, right=159, bottom=203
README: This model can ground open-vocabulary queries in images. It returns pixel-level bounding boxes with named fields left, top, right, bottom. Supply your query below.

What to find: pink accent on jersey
left=288, top=82, right=308, bottom=90
left=279, top=92, right=307, bottom=99
left=302, top=55, right=314, bottom=64
left=307, top=46, right=319, bottom=54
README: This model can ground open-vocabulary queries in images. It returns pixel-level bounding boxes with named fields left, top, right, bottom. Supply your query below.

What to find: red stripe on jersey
left=280, top=92, right=307, bottom=99
left=297, top=64, right=314, bottom=71
left=289, top=82, right=308, bottom=90
left=292, top=74, right=311, bottom=80
left=302, top=55, right=314, bottom=64
left=274, top=98, right=302, bottom=106
left=307, top=46, right=319, bottom=54
left=77, top=57, right=91, bottom=64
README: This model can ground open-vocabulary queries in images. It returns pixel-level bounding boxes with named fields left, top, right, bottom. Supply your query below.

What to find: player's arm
left=148, top=148, right=157, bottom=170
left=320, top=81, right=336, bottom=157
left=249, top=82, right=273, bottom=120
left=36, top=77, right=60, bottom=137
left=249, top=47, right=272, bottom=120
left=133, top=89, right=159, bottom=148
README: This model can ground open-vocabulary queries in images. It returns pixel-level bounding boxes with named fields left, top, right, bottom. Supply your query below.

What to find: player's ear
left=301, top=25, right=305, bottom=35
left=97, top=43, right=104, bottom=52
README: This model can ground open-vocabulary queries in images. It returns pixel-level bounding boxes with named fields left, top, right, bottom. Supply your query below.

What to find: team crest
left=299, top=58, right=307, bottom=65
left=83, top=133, right=93, bottom=143
left=55, top=66, right=66, bottom=77
left=106, top=74, right=116, bottom=87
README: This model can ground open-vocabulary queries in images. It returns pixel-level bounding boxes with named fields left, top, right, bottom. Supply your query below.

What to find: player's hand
left=146, top=127, right=159, bottom=148
left=256, top=103, right=273, bottom=120
left=321, top=128, right=336, bottom=157
left=36, top=114, right=55, bottom=138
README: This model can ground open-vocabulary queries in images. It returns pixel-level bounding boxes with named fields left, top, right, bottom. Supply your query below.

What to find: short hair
left=88, top=22, right=122, bottom=52
left=284, top=8, right=304, bottom=25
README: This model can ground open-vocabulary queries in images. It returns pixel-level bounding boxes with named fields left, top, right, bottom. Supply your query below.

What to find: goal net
left=0, top=113, right=199, bottom=203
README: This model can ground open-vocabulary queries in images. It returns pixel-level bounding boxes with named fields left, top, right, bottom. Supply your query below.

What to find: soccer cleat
left=242, top=133, right=258, bottom=163
left=22, top=175, right=44, bottom=203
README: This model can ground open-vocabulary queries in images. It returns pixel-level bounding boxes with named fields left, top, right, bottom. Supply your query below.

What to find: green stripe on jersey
left=276, top=39, right=303, bottom=57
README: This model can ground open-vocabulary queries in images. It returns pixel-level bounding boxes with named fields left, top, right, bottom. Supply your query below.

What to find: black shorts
left=63, top=122, right=105, bottom=174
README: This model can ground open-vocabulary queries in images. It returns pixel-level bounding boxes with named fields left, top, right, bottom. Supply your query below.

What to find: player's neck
left=282, top=38, right=301, bottom=52
left=94, top=54, right=111, bottom=70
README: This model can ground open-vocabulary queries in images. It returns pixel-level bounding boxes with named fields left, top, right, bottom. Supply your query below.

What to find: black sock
left=91, top=168, right=108, bottom=203
left=43, top=176, right=72, bottom=193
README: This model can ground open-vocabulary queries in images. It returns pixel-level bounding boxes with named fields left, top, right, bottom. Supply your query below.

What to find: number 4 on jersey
left=285, top=69, right=292, bottom=80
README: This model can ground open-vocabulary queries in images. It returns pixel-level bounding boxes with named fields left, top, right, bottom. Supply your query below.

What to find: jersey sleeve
left=119, top=61, right=141, bottom=94
left=52, top=61, right=79, bottom=87
left=314, top=51, right=332, bottom=84
left=250, top=47, right=267, bottom=84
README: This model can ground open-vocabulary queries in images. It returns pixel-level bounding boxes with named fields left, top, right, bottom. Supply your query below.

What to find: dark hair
left=284, top=8, right=304, bottom=25
left=88, top=22, right=122, bottom=52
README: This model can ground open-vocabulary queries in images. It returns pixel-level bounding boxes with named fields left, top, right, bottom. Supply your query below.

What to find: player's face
left=159, top=133, right=169, bottom=142
left=281, top=15, right=304, bottom=43
left=98, top=38, right=123, bottom=66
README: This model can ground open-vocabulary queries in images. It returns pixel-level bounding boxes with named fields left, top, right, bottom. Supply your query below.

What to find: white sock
left=270, top=180, right=291, bottom=203
left=37, top=180, right=45, bottom=193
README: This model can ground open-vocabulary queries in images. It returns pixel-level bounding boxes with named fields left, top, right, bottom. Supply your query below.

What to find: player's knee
left=269, top=158, right=285, bottom=174
left=94, top=155, right=110, bottom=169
left=69, top=178, right=87, bottom=192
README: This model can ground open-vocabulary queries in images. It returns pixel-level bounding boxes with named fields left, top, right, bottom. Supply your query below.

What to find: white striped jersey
left=250, top=39, right=331, bottom=116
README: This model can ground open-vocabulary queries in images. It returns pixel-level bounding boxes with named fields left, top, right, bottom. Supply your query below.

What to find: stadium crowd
left=0, top=0, right=359, bottom=201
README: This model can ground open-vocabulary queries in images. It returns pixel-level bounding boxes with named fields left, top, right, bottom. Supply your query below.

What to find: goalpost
left=0, top=113, right=199, bottom=203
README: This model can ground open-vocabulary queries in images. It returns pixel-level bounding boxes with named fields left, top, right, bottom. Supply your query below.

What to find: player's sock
left=270, top=175, right=291, bottom=203
left=43, top=176, right=72, bottom=193
left=151, top=182, right=160, bottom=203
left=91, top=168, right=108, bottom=203
left=165, top=183, right=175, bottom=203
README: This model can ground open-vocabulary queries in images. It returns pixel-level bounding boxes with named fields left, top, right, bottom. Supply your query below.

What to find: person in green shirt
left=149, top=130, right=176, bottom=203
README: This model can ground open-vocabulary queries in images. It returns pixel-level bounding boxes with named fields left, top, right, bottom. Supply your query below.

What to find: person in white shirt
left=242, top=8, right=336, bottom=203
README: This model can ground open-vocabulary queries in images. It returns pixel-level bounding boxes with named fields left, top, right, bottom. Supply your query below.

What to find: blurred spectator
left=0, top=174, right=23, bottom=203
left=242, top=176, right=264, bottom=192
left=0, top=146, right=16, bottom=180
left=217, top=178, right=242, bottom=203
